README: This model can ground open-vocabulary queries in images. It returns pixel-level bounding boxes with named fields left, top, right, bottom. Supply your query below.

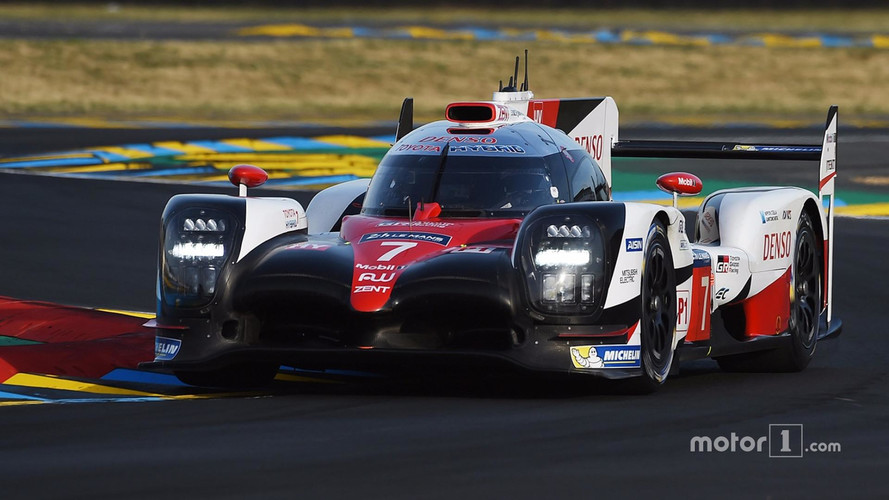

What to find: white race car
left=143, top=54, right=841, bottom=391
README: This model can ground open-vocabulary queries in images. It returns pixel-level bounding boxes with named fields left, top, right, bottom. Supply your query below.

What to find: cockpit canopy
left=363, top=153, right=564, bottom=217
left=362, top=122, right=610, bottom=218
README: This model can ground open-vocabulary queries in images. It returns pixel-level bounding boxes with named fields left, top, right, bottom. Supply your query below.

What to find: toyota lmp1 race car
left=143, top=56, right=841, bottom=391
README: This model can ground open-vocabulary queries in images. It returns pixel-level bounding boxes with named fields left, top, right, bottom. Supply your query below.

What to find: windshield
left=362, top=153, right=563, bottom=217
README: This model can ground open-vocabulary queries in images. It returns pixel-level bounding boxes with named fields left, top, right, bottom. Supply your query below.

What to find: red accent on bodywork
left=656, top=172, right=703, bottom=196
left=557, top=321, right=639, bottom=339
left=738, top=268, right=792, bottom=337
left=342, top=215, right=521, bottom=313
left=0, top=297, right=152, bottom=382
left=228, top=164, right=268, bottom=188
left=527, top=99, right=560, bottom=127
left=0, top=297, right=146, bottom=343
left=446, top=102, right=507, bottom=123
left=143, top=319, right=188, bottom=330
left=819, top=171, right=837, bottom=191
left=414, top=202, right=441, bottom=221
left=684, top=264, right=712, bottom=342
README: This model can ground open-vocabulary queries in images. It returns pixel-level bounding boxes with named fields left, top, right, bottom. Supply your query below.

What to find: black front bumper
left=140, top=321, right=640, bottom=381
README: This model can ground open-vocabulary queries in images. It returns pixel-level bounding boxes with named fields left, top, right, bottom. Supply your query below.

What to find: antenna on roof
left=522, top=49, right=529, bottom=92
left=513, top=56, right=519, bottom=90
left=493, top=51, right=532, bottom=99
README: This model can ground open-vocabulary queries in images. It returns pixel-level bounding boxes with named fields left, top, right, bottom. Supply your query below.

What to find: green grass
left=1, top=39, right=886, bottom=122
left=0, top=5, right=887, bottom=123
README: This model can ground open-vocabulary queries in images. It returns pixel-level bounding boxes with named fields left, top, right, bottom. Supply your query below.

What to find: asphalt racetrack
left=0, top=126, right=886, bottom=498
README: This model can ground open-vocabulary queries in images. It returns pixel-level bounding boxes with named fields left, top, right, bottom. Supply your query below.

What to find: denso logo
left=763, top=231, right=792, bottom=261
left=574, top=135, right=603, bottom=161
left=419, top=136, right=497, bottom=144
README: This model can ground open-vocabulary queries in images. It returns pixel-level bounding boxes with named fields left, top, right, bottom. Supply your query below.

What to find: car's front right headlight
left=161, top=208, right=238, bottom=308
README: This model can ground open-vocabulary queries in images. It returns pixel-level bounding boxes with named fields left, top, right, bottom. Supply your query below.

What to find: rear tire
left=716, top=211, right=821, bottom=372
left=175, top=362, right=279, bottom=388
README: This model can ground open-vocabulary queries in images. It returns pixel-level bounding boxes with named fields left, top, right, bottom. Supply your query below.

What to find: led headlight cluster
left=162, top=209, right=236, bottom=308
left=183, top=218, right=226, bottom=232
left=523, top=216, right=606, bottom=314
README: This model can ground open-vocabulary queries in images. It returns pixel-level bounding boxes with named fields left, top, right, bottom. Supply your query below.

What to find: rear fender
left=696, top=187, right=817, bottom=274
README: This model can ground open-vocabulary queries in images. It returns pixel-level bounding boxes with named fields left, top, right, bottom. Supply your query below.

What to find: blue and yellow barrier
left=237, top=23, right=889, bottom=49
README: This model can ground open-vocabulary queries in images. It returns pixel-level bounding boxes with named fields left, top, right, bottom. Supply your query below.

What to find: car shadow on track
left=256, top=359, right=725, bottom=399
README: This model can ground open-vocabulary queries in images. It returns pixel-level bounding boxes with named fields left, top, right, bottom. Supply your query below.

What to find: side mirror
left=228, top=164, right=269, bottom=197
left=656, top=172, right=703, bottom=208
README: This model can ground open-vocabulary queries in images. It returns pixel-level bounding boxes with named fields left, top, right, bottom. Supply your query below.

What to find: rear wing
left=612, top=106, right=838, bottom=324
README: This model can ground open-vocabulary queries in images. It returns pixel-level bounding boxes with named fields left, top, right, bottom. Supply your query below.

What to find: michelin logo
left=155, top=336, right=181, bottom=361
left=570, top=345, right=641, bottom=369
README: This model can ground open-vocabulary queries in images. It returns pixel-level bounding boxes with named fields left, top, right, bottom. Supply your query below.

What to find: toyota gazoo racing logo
left=715, top=254, right=740, bottom=274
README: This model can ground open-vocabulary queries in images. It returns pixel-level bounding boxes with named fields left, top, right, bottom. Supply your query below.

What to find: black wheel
left=786, top=211, right=821, bottom=368
left=716, top=211, right=822, bottom=372
left=175, top=362, right=279, bottom=388
left=628, top=222, right=677, bottom=393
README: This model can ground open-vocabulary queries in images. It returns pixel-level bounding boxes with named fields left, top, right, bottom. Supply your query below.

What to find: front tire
left=628, top=222, right=677, bottom=393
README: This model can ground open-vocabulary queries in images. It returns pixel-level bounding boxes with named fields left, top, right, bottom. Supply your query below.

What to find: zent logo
left=625, top=238, right=643, bottom=252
